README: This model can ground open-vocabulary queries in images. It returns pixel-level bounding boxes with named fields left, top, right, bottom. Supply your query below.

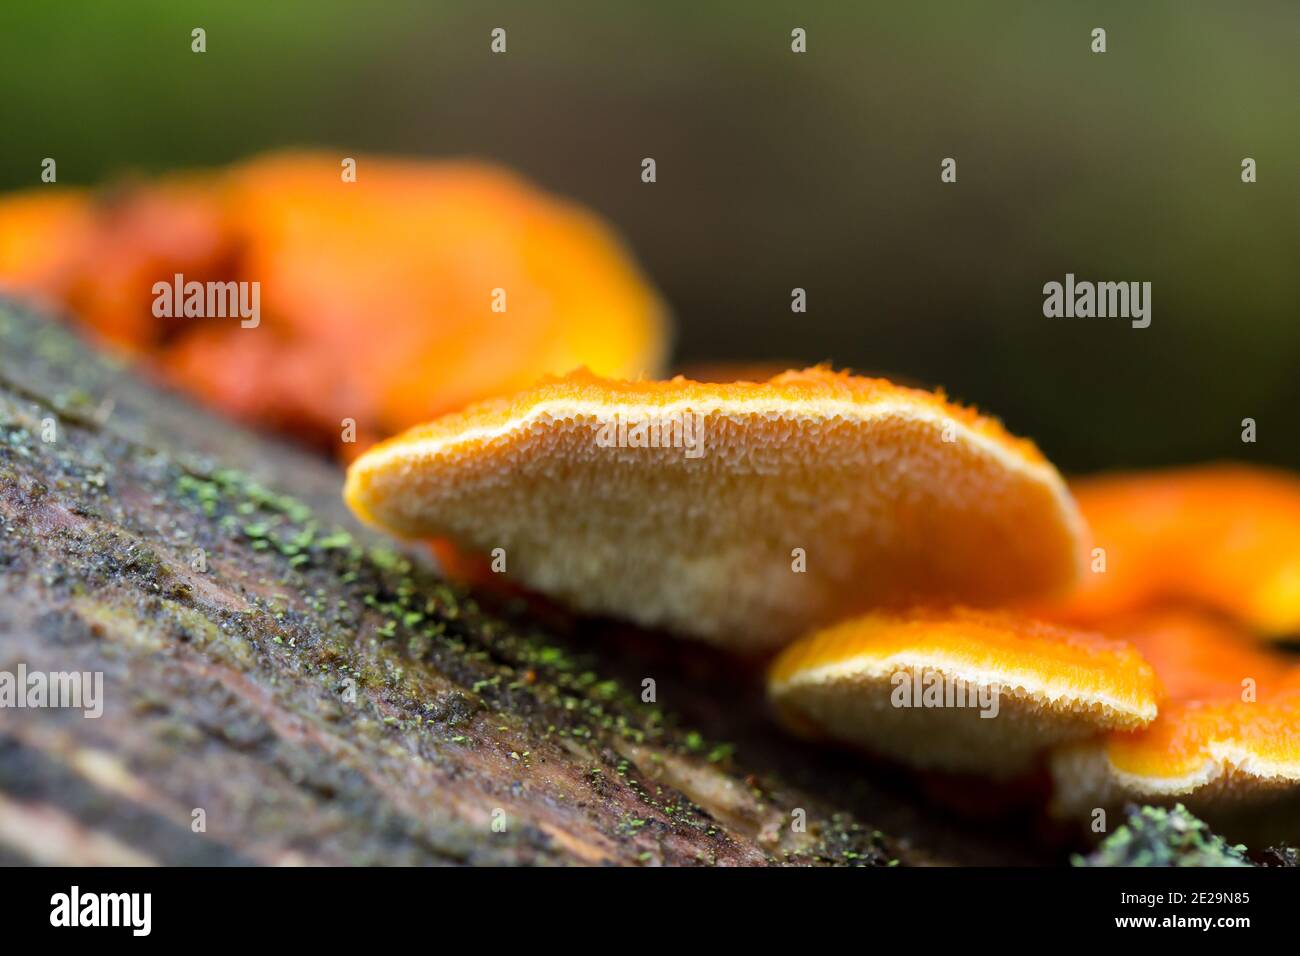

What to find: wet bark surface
left=0, top=297, right=1058, bottom=865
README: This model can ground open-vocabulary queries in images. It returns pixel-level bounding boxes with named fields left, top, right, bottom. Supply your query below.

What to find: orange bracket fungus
left=767, top=609, right=1160, bottom=776
left=0, top=152, right=669, bottom=454
left=1050, top=611, right=1300, bottom=825
left=1039, top=465, right=1300, bottom=638
left=345, top=368, right=1085, bottom=653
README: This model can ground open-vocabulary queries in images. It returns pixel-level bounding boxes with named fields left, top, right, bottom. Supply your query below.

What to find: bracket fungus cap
left=345, top=368, right=1086, bottom=652
left=767, top=608, right=1160, bottom=777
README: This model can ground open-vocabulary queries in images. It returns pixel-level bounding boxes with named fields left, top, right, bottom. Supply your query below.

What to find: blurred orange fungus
left=1034, top=465, right=1300, bottom=639
left=0, top=152, right=670, bottom=455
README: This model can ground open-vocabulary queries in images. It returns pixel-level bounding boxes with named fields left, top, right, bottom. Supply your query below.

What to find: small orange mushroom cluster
left=767, top=465, right=1300, bottom=830
left=0, top=152, right=668, bottom=455
left=1033, top=468, right=1300, bottom=829
left=347, top=363, right=1300, bottom=832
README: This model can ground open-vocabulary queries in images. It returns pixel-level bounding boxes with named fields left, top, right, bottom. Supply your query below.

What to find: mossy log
left=0, top=298, right=1142, bottom=865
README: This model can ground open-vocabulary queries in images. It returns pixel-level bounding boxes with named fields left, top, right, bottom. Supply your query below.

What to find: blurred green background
left=1, top=0, right=1296, bottom=473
